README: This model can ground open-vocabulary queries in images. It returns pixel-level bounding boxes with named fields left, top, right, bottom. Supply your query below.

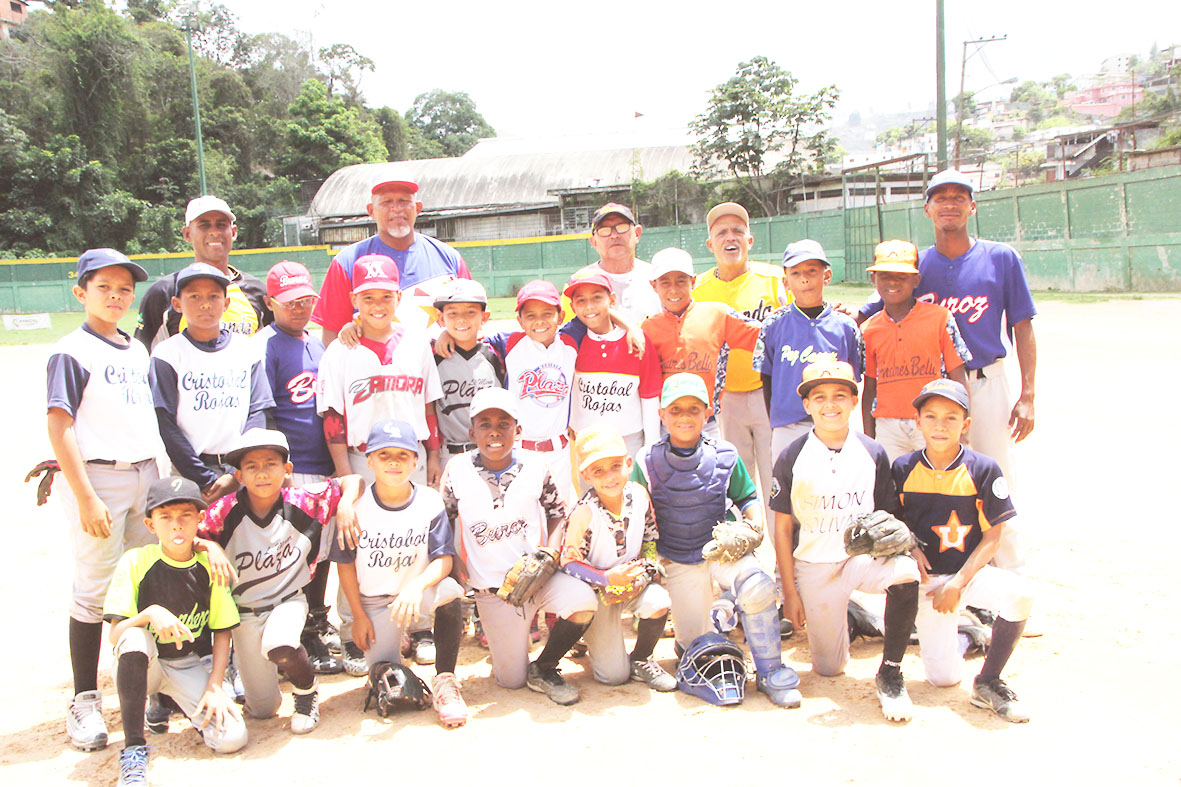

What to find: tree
left=690, top=56, right=839, bottom=217
left=280, top=79, right=386, bottom=180
left=406, top=89, right=495, bottom=158
left=374, top=106, right=408, bottom=161
left=630, top=171, right=709, bottom=227
left=318, top=43, right=373, bottom=101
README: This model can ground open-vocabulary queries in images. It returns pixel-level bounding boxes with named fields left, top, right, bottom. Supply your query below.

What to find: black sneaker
left=307, top=606, right=342, bottom=655
left=526, top=662, right=579, bottom=706
left=341, top=641, right=368, bottom=676
left=971, top=677, right=1030, bottom=723
left=145, top=694, right=176, bottom=734
left=301, top=625, right=343, bottom=674
left=875, top=664, right=913, bottom=722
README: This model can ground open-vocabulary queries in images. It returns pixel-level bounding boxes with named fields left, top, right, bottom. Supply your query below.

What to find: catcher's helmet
left=364, top=662, right=431, bottom=717
left=676, top=632, right=747, bottom=706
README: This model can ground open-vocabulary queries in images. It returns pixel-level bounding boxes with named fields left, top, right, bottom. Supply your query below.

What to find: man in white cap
left=135, top=195, right=271, bottom=350
left=312, top=175, right=472, bottom=344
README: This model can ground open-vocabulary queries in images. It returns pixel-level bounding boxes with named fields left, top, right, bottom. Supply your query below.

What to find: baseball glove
left=599, top=558, right=662, bottom=605
left=497, top=546, right=558, bottom=607
left=25, top=459, right=61, bottom=506
left=364, top=661, right=431, bottom=717
left=844, top=510, right=917, bottom=559
left=701, top=521, right=763, bottom=562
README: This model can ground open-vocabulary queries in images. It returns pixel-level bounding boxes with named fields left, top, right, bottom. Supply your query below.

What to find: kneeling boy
left=104, top=476, right=246, bottom=785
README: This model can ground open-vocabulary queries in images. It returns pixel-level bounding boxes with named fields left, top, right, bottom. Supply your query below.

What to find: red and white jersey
left=569, top=326, right=662, bottom=436
left=491, top=331, right=578, bottom=442
left=317, top=326, right=443, bottom=449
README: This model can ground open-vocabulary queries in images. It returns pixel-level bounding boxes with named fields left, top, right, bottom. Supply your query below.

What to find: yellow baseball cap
left=574, top=429, right=629, bottom=473
left=797, top=360, right=858, bottom=398
left=866, top=240, right=920, bottom=274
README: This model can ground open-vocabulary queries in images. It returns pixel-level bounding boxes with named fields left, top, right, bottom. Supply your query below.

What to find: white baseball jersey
left=572, top=260, right=662, bottom=322
left=330, top=484, right=454, bottom=598
left=47, top=325, right=164, bottom=462
left=578, top=484, right=651, bottom=570
left=488, top=331, right=577, bottom=442
left=568, top=326, right=662, bottom=438
left=317, top=325, right=443, bottom=449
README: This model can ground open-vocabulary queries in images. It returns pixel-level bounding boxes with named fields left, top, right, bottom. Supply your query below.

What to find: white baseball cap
left=469, top=387, right=519, bottom=421
left=649, top=248, right=695, bottom=281
left=185, top=195, right=236, bottom=225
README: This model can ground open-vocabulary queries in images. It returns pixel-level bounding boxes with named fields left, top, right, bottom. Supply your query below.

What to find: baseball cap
left=266, top=260, right=317, bottom=302
left=175, top=262, right=230, bottom=293
left=365, top=419, right=420, bottom=455
left=515, top=279, right=561, bottom=310
left=371, top=169, right=420, bottom=195
left=574, top=429, right=629, bottom=473
left=925, top=169, right=975, bottom=201
left=470, top=386, right=520, bottom=421
left=797, top=360, right=858, bottom=398
left=782, top=239, right=830, bottom=269
left=591, top=203, right=636, bottom=229
left=146, top=476, right=206, bottom=515
left=225, top=428, right=290, bottom=468
left=184, top=195, right=236, bottom=225
left=706, top=202, right=750, bottom=230
left=563, top=271, right=614, bottom=299
left=866, top=240, right=920, bottom=274
left=649, top=248, right=695, bottom=281
left=912, top=378, right=970, bottom=413
left=660, top=372, right=710, bottom=409
left=433, top=277, right=488, bottom=309
left=76, top=248, right=148, bottom=284
left=351, top=254, right=401, bottom=293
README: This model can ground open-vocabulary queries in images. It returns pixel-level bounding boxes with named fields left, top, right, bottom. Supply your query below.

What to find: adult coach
left=860, top=169, right=1037, bottom=568
left=566, top=203, right=661, bottom=322
left=135, top=195, right=271, bottom=350
left=312, top=176, right=471, bottom=344
left=692, top=202, right=786, bottom=524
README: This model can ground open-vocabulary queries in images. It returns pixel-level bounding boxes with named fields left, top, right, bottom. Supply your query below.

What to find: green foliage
left=876, top=120, right=929, bottom=147
left=280, top=79, right=387, bottom=180
left=374, top=106, right=409, bottom=161
left=406, top=89, right=495, bottom=158
left=690, top=56, right=839, bottom=217
left=630, top=171, right=709, bottom=227
left=318, top=43, right=374, bottom=101
left=1153, top=126, right=1181, bottom=149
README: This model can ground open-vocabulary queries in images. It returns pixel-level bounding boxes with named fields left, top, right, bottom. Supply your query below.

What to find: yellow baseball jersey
left=693, top=263, right=789, bottom=392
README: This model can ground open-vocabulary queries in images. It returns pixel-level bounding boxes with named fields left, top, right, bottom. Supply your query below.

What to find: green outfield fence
left=2, top=165, right=1179, bottom=313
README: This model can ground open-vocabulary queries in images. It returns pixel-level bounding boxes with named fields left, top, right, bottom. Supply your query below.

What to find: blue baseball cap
left=782, top=239, right=829, bottom=269
left=175, top=262, right=231, bottom=293
left=912, top=378, right=970, bottom=413
left=76, top=248, right=148, bottom=283
left=925, top=169, right=975, bottom=201
left=365, top=419, right=420, bottom=455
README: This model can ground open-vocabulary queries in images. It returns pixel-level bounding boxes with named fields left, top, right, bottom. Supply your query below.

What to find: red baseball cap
left=563, top=271, right=614, bottom=299
left=371, top=178, right=419, bottom=195
left=515, top=279, right=561, bottom=310
left=351, top=254, right=401, bottom=294
left=266, top=261, right=317, bottom=302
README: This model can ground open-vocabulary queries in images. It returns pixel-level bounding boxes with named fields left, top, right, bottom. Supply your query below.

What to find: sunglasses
left=276, top=296, right=317, bottom=309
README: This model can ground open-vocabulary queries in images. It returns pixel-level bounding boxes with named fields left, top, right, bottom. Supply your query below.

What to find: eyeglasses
left=593, top=222, right=633, bottom=237
left=276, top=296, right=317, bottom=309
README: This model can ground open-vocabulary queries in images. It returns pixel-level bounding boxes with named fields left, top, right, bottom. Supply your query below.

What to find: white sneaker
left=291, top=683, right=320, bottom=734
left=67, top=690, right=108, bottom=751
left=117, top=745, right=149, bottom=785
left=431, top=672, right=470, bottom=728
left=875, top=666, right=913, bottom=722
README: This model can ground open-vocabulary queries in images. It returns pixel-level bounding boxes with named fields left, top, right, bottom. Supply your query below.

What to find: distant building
left=1066, top=81, right=1146, bottom=119
left=0, top=0, right=28, bottom=40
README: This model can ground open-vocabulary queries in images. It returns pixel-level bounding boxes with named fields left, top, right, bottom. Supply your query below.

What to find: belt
left=236, top=590, right=302, bottom=616
left=520, top=434, right=569, bottom=452
left=446, top=442, right=476, bottom=453
left=199, top=453, right=229, bottom=468
left=87, top=458, right=155, bottom=470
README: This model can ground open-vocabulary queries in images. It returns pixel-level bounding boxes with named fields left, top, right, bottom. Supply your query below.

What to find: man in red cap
left=313, top=175, right=472, bottom=344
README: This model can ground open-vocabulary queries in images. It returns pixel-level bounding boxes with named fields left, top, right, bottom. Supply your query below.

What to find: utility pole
left=954, top=34, right=1007, bottom=167
left=936, top=0, right=947, bottom=170
left=181, top=6, right=207, bottom=195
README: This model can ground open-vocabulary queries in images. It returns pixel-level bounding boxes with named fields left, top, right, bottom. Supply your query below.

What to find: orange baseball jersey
left=692, top=262, right=788, bottom=393
left=862, top=301, right=970, bottom=419
left=641, top=301, right=759, bottom=409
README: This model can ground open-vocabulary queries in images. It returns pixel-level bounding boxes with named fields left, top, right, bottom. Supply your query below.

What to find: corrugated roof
left=308, top=145, right=695, bottom=219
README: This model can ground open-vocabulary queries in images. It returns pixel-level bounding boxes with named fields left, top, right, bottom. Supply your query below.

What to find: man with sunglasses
left=568, top=203, right=662, bottom=322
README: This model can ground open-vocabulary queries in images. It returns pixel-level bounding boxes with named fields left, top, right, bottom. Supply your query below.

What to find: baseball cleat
left=301, top=626, right=343, bottom=674
left=431, top=672, right=470, bottom=728
left=145, top=694, right=171, bottom=734
left=971, top=677, right=1030, bottom=723
left=117, top=744, right=150, bottom=786
left=341, top=641, right=368, bottom=677
left=290, top=683, right=320, bottom=734
left=875, top=665, right=913, bottom=722
left=526, top=662, right=580, bottom=706
left=409, top=631, right=436, bottom=665
left=67, top=690, right=108, bottom=751
left=630, top=657, right=677, bottom=692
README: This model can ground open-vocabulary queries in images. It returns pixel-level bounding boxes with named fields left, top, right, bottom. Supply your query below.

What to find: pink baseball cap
left=351, top=254, right=401, bottom=293
left=266, top=261, right=317, bottom=302
left=563, top=271, right=614, bottom=299
left=516, top=279, right=561, bottom=310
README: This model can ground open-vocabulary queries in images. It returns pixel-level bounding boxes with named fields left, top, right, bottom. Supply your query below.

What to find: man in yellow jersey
left=136, top=195, right=272, bottom=350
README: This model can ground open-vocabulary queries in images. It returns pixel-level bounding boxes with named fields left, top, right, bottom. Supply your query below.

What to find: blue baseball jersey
left=253, top=324, right=334, bottom=476
left=753, top=304, right=864, bottom=428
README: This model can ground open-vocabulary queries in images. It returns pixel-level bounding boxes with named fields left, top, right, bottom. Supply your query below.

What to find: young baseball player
left=440, top=387, right=598, bottom=705
left=200, top=429, right=362, bottom=733
left=770, top=360, right=920, bottom=722
left=149, top=262, right=274, bottom=502
left=861, top=240, right=972, bottom=461
left=631, top=373, right=801, bottom=708
left=561, top=429, right=674, bottom=691
left=103, top=476, right=247, bottom=785
left=755, top=240, right=863, bottom=465
left=333, top=419, right=469, bottom=727
left=47, top=249, right=163, bottom=752
left=894, top=379, right=1034, bottom=722
left=565, top=272, right=662, bottom=457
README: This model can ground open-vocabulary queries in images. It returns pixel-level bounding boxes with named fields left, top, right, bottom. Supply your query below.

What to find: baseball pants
left=770, top=420, right=813, bottom=467
left=719, top=389, right=776, bottom=569
left=355, top=578, right=465, bottom=668
left=232, top=595, right=308, bottom=719
left=113, top=628, right=248, bottom=753
left=474, top=572, right=597, bottom=689
left=874, top=417, right=927, bottom=463
left=62, top=459, right=159, bottom=624
left=663, top=554, right=763, bottom=650
left=794, top=555, right=921, bottom=677
left=519, top=442, right=574, bottom=506
left=966, top=360, right=1026, bottom=571
left=916, top=568, right=1034, bottom=687
left=582, top=582, right=671, bottom=685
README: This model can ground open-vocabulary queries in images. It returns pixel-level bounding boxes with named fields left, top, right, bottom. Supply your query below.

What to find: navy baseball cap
left=175, top=262, right=231, bottom=293
left=782, top=239, right=830, bottom=269
left=925, top=169, right=975, bottom=201
left=591, top=202, right=636, bottom=229
left=146, top=476, right=207, bottom=515
left=912, top=378, right=970, bottom=413
left=76, top=248, right=148, bottom=283
left=365, top=419, right=420, bottom=455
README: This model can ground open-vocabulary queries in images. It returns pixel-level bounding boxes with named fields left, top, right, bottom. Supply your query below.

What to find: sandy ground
left=3, top=298, right=1181, bottom=785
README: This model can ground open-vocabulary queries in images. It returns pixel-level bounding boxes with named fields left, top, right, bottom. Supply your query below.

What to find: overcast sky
left=232, top=0, right=1177, bottom=145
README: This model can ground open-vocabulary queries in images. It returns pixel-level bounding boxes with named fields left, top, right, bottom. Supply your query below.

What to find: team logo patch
left=287, top=371, right=316, bottom=404
left=170, top=478, right=185, bottom=492
left=517, top=363, right=569, bottom=407
left=992, top=476, right=1009, bottom=500
left=770, top=478, right=781, bottom=500
left=360, top=258, right=387, bottom=278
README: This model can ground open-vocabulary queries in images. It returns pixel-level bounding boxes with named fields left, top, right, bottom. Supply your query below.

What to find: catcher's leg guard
left=735, top=569, right=801, bottom=708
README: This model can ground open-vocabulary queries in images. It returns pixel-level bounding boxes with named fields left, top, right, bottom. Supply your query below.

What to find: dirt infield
left=3, top=298, right=1180, bottom=785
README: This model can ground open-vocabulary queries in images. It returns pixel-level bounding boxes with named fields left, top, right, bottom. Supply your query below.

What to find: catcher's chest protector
left=645, top=437, right=736, bottom=563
